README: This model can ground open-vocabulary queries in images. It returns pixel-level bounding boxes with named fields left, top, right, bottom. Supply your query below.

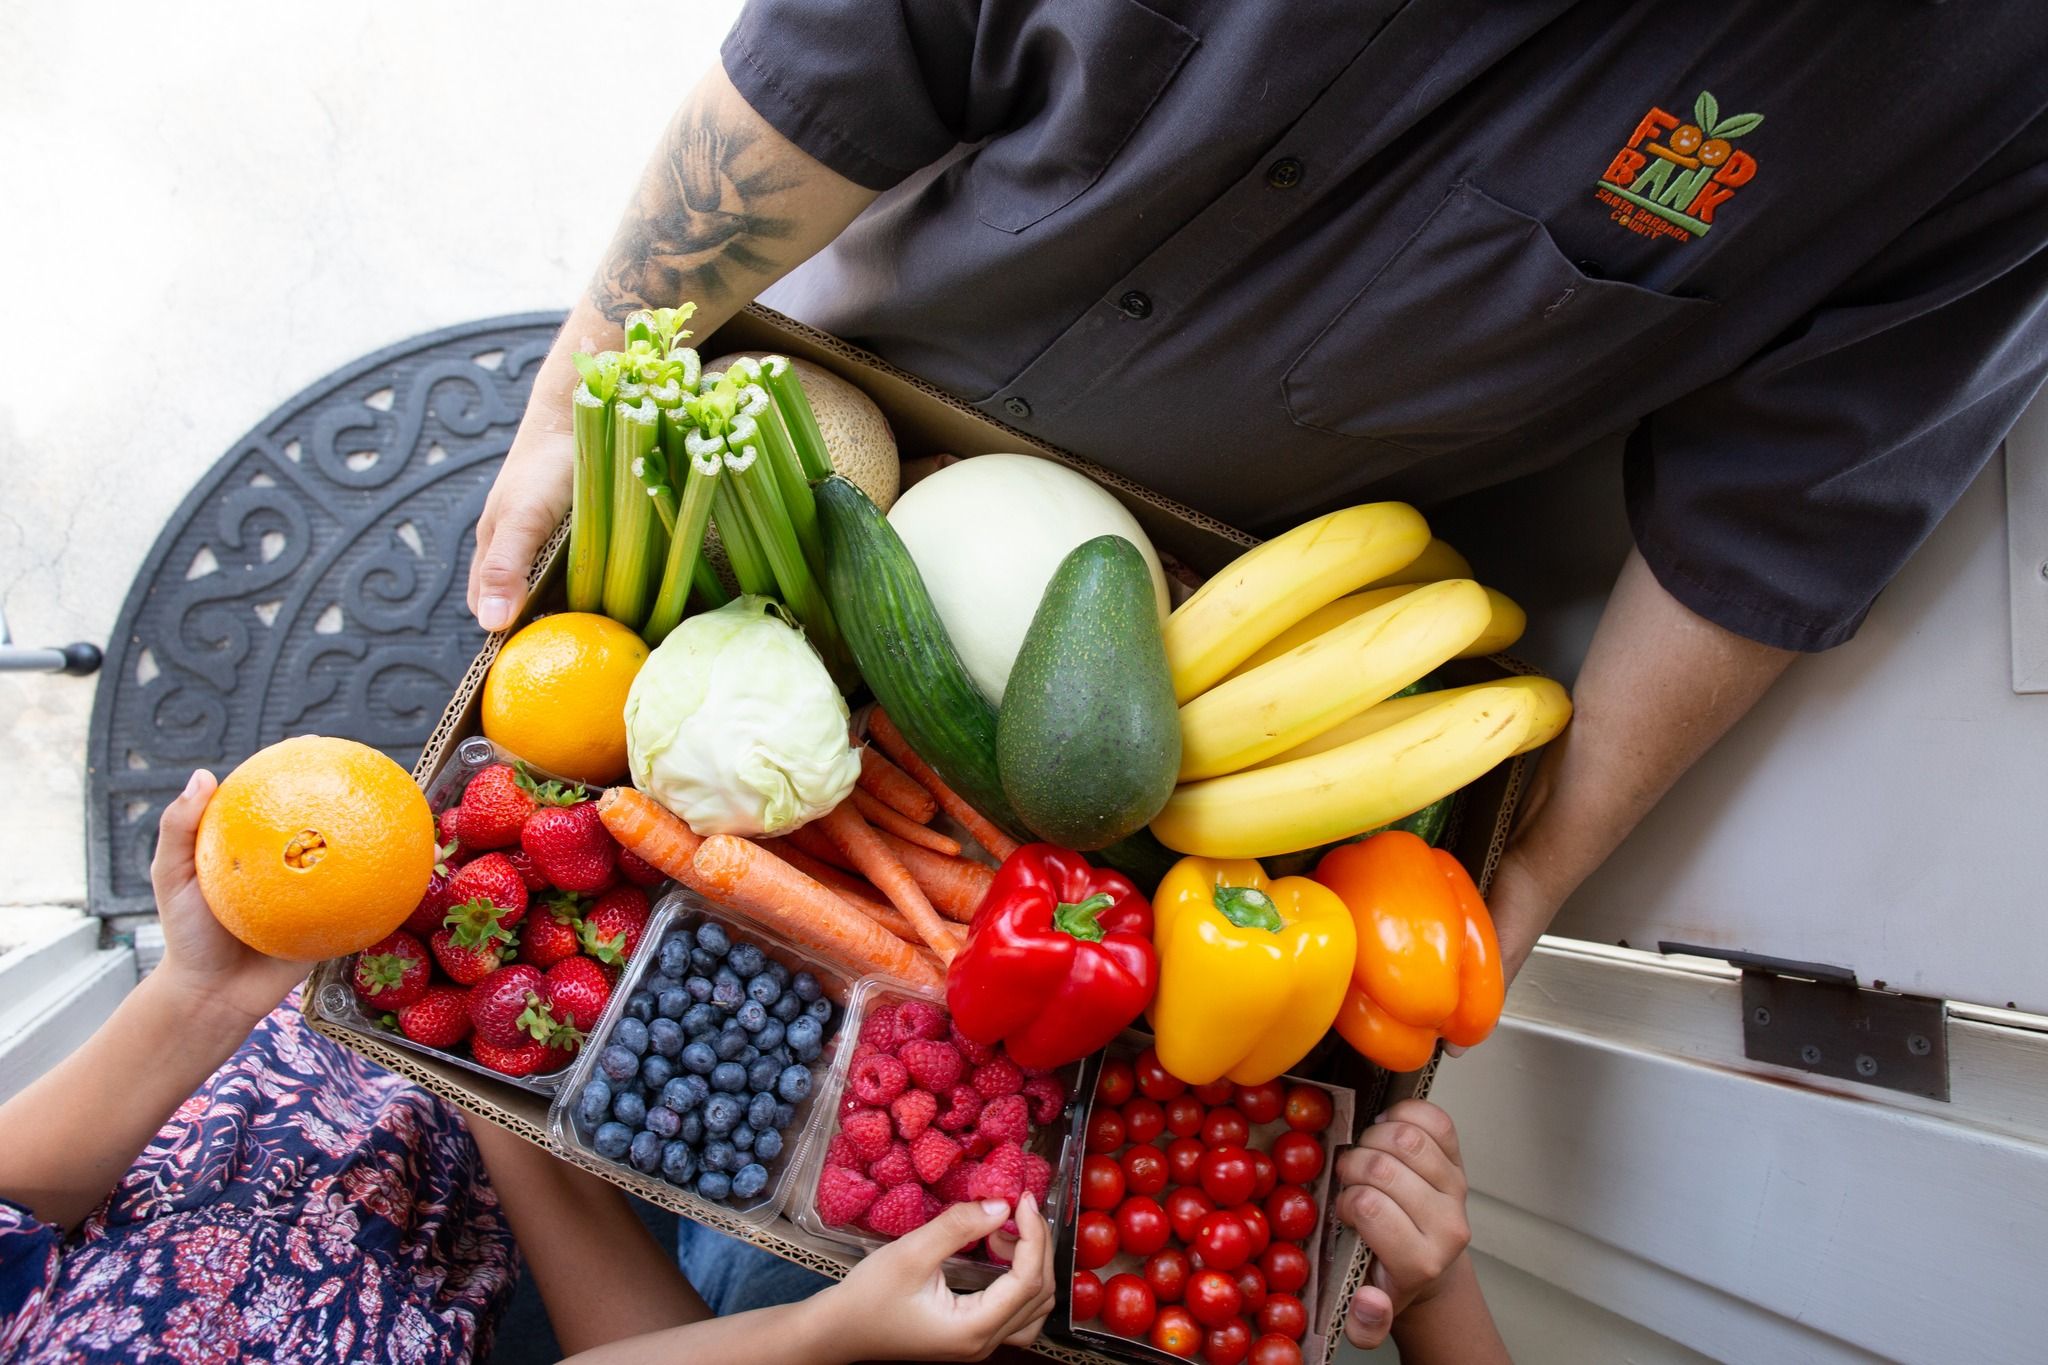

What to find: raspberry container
left=1047, top=1030, right=1355, bottom=1364
left=787, top=976, right=1086, bottom=1290
left=547, top=887, right=857, bottom=1227
left=306, top=734, right=630, bottom=1096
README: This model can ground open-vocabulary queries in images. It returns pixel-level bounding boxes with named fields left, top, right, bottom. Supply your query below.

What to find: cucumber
left=815, top=476, right=1023, bottom=837
left=998, top=536, right=1182, bottom=850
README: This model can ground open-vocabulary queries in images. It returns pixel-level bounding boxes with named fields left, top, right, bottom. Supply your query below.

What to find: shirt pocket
left=970, top=0, right=1198, bottom=233
left=1282, top=183, right=1715, bottom=454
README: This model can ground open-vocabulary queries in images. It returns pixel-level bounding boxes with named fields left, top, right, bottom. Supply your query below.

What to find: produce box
left=303, top=303, right=1533, bottom=1364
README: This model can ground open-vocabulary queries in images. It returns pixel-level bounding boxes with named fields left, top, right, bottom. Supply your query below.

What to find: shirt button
left=1267, top=157, right=1304, bottom=189
left=1004, top=396, right=1032, bottom=419
left=1117, top=291, right=1153, bottom=319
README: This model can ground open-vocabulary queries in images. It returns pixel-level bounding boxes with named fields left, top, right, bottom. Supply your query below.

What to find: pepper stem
left=1211, top=885, right=1284, bottom=932
left=1052, top=892, right=1117, bottom=942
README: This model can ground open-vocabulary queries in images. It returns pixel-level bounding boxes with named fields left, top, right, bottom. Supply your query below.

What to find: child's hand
left=151, top=770, right=313, bottom=1027
left=819, top=1193, right=1056, bottom=1361
left=1333, top=1100, right=1473, bottom=1349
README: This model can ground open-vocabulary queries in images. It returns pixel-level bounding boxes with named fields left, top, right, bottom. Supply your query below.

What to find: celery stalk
left=567, top=384, right=612, bottom=614
left=712, top=478, right=775, bottom=597
left=644, top=430, right=726, bottom=644
left=602, top=398, right=661, bottom=629
left=761, top=356, right=834, bottom=481
left=691, top=558, right=729, bottom=608
left=751, top=391, right=821, bottom=570
left=724, top=416, right=849, bottom=679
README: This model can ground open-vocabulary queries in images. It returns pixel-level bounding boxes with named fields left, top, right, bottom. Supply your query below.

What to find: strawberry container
left=1046, top=1030, right=1354, bottom=1365
left=547, top=887, right=855, bottom=1226
left=787, top=976, right=1087, bottom=1290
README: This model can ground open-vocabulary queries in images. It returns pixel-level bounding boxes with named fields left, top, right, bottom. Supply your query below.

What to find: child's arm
left=1333, top=1099, right=1511, bottom=1363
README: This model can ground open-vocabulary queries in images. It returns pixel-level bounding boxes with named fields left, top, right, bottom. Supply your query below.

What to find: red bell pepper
left=946, top=843, right=1157, bottom=1069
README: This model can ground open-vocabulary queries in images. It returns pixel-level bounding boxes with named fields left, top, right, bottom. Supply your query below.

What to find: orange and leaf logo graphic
left=1594, top=91, right=1762, bottom=242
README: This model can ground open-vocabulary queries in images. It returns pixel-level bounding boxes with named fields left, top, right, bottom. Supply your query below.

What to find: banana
left=1151, top=682, right=1546, bottom=858
left=1362, top=537, right=1472, bottom=589
left=1162, top=502, right=1430, bottom=703
left=1177, top=579, right=1492, bottom=781
left=1222, top=584, right=1526, bottom=681
left=1249, top=675, right=1572, bottom=769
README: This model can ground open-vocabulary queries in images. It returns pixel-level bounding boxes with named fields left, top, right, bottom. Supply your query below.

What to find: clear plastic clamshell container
left=547, top=887, right=855, bottom=1226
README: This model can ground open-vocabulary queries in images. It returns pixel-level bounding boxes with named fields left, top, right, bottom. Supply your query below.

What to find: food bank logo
left=1594, top=91, right=1763, bottom=242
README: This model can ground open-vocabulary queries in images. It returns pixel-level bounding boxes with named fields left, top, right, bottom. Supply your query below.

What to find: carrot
left=785, top=821, right=858, bottom=872
left=598, top=788, right=708, bottom=892
left=690, top=835, right=943, bottom=993
left=859, top=746, right=937, bottom=823
left=868, top=709, right=1022, bottom=861
left=874, top=830, right=996, bottom=924
left=820, top=800, right=959, bottom=964
left=853, top=789, right=962, bottom=856
left=763, top=838, right=887, bottom=903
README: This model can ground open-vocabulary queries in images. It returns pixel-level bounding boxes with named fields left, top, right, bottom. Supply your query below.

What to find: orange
left=481, top=611, right=647, bottom=784
left=195, top=735, right=434, bottom=960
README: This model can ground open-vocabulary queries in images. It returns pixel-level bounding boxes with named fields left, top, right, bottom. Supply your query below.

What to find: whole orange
left=195, top=735, right=435, bottom=960
left=481, top=612, right=647, bottom=784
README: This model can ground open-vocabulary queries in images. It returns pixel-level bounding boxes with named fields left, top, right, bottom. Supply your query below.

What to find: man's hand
left=468, top=344, right=584, bottom=632
left=1333, top=1100, right=1472, bottom=1350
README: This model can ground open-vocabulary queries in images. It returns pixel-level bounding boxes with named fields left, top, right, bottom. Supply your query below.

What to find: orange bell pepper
left=1316, top=831, right=1504, bottom=1071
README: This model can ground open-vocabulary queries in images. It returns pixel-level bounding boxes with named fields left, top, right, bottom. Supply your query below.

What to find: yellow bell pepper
left=1148, top=856, right=1358, bottom=1086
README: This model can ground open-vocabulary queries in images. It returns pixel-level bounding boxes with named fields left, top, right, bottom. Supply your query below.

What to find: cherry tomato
left=1071, top=1269, right=1103, bottom=1322
left=1199, top=1145, right=1257, bottom=1206
left=1165, top=1186, right=1215, bottom=1243
left=1165, top=1136, right=1206, bottom=1186
left=1270, top=1131, right=1325, bottom=1185
left=1101, top=1272, right=1157, bottom=1338
left=1136, top=1048, right=1187, bottom=1102
left=1193, top=1210, right=1253, bottom=1270
left=1116, top=1195, right=1170, bottom=1257
left=1184, top=1268, right=1244, bottom=1328
left=1231, top=1202, right=1272, bottom=1257
left=1095, top=1057, right=1136, bottom=1109
left=1192, top=1078, right=1236, bottom=1107
left=1281, top=1084, right=1332, bottom=1133
left=1204, top=1319, right=1252, bottom=1365
left=1075, top=1210, right=1119, bottom=1270
left=1259, top=1241, right=1309, bottom=1294
left=1081, top=1154, right=1126, bottom=1210
left=1086, top=1107, right=1127, bottom=1155
left=1265, top=1184, right=1318, bottom=1242
left=1123, top=1096, right=1167, bottom=1146
left=1151, top=1305, right=1203, bottom=1358
left=1249, top=1149, right=1278, bottom=1199
left=1165, top=1094, right=1206, bottom=1138
left=1235, top=1081, right=1284, bottom=1125
left=1258, top=1292, right=1306, bottom=1341
left=1202, top=1106, right=1251, bottom=1149
left=1249, top=1335, right=1305, bottom=1365
left=1143, top=1246, right=1190, bottom=1304
left=1233, top=1263, right=1269, bottom=1316
left=1122, top=1143, right=1169, bottom=1198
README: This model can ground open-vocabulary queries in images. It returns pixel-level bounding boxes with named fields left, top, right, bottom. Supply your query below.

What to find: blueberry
left=658, top=988, right=691, bottom=1020
left=624, top=991, right=655, bottom=1023
left=681, top=1041, right=718, bottom=1075
left=648, top=1017, right=683, bottom=1058
left=599, top=1046, right=639, bottom=1083
left=731, top=1123, right=756, bottom=1151
left=685, top=975, right=715, bottom=1003
left=696, top=1170, right=732, bottom=1201
left=640, top=1054, right=675, bottom=1090
left=744, top=975, right=779, bottom=1009
left=629, top=1130, right=662, bottom=1174
left=727, top=943, right=765, bottom=977
left=658, top=935, right=692, bottom=977
left=613, top=1017, right=650, bottom=1056
left=786, top=1015, right=823, bottom=1061
left=678, top=1111, right=705, bottom=1146
left=768, top=993, right=801, bottom=1023
left=714, top=1029, right=748, bottom=1061
left=695, top=922, right=731, bottom=957
left=755, top=1019, right=786, bottom=1053
left=711, top=978, right=744, bottom=1012
left=689, top=948, right=721, bottom=976
left=773, top=1102, right=795, bottom=1129
left=704, top=1137, right=739, bottom=1172
left=663, top=1074, right=709, bottom=1113
left=644, top=973, right=681, bottom=996
left=593, top=1122, right=632, bottom=1160
left=731, top=1163, right=769, bottom=1200
left=804, top=998, right=833, bottom=1026
left=575, top=1079, right=612, bottom=1128
left=776, top=1065, right=812, bottom=1103
left=748, top=1056, right=782, bottom=1093
left=738, top=1045, right=761, bottom=1065
left=737, top=1000, right=769, bottom=1033
left=687, top=1028, right=719, bottom=1049
left=792, top=971, right=823, bottom=1003
left=612, top=1090, right=648, bottom=1127
left=711, top=1061, right=748, bottom=1094
left=764, top=959, right=791, bottom=987
left=747, top=1091, right=778, bottom=1129
left=703, top=1093, right=743, bottom=1135
left=753, top=1128, right=784, bottom=1163
left=660, top=1141, right=696, bottom=1184
left=644, top=1104, right=681, bottom=1139
left=682, top=1002, right=719, bottom=1035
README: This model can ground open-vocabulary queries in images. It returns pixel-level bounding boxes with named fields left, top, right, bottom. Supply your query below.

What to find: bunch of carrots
left=597, top=709, right=1017, bottom=993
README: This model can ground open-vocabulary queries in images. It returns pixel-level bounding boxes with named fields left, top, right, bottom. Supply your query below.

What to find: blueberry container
left=547, top=887, right=853, bottom=1226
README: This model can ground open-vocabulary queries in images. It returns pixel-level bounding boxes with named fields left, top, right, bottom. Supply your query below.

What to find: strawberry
left=448, top=854, right=530, bottom=929
left=976, top=1094, right=1030, bottom=1149
left=540, top=956, right=612, bottom=1033
left=393, top=985, right=472, bottom=1048
left=967, top=1141, right=1028, bottom=1205
left=458, top=763, right=543, bottom=850
left=615, top=845, right=666, bottom=888
left=520, top=799, right=617, bottom=895
left=864, top=1182, right=933, bottom=1238
left=470, top=964, right=546, bottom=1048
left=841, top=1108, right=895, bottom=1162
left=517, top=895, right=586, bottom=969
left=431, top=928, right=509, bottom=986
left=971, top=1056, right=1023, bottom=1099
left=579, top=886, right=649, bottom=965
left=351, top=931, right=429, bottom=1009
left=849, top=1052, right=910, bottom=1106
left=910, top=1130, right=961, bottom=1185
left=437, top=805, right=466, bottom=848
left=503, top=848, right=552, bottom=894
left=403, top=840, right=463, bottom=937
left=815, top=1165, right=880, bottom=1227
left=1021, top=1074, right=1069, bottom=1126
left=868, top=1140, right=916, bottom=1188
left=898, top=1039, right=966, bottom=1093
left=890, top=1088, right=938, bottom=1141
left=471, top=1035, right=559, bottom=1077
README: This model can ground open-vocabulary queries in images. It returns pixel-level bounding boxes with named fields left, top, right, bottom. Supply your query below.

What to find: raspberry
left=857, top=1003, right=900, bottom=1051
left=950, top=1023, right=998, bottom=1067
left=849, top=1052, right=909, bottom=1106
left=868, top=1140, right=916, bottom=1188
left=936, top=1159, right=980, bottom=1204
left=823, top=1134, right=863, bottom=1172
left=899, top=1039, right=966, bottom=1093
left=815, top=1165, right=879, bottom=1226
left=894, top=999, right=948, bottom=1043
left=937, top=1084, right=983, bottom=1132
left=967, top=1142, right=1027, bottom=1204
left=864, top=1182, right=934, bottom=1238
left=972, top=1056, right=1023, bottom=1098
left=976, top=1094, right=1030, bottom=1149
left=1021, top=1074, right=1069, bottom=1125
left=890, top=1088, right=938, bottom=1140
left=1020, top=1152, right=1053, bottom=1202
left=910, top=1130, right=962, bottom=1185
left=841, top=1108, right=894, bottom=1162
left=851, top=1042, right=885, bottom=1067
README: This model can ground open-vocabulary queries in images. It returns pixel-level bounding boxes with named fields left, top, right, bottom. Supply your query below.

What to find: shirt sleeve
left=1626, top=124, right=2048, bottom=652
left=0, top=1198, right=61, bottom=1354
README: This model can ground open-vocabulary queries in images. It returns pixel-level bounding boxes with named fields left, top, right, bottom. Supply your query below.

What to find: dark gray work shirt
left=725, top=0, right=2048, bottom=650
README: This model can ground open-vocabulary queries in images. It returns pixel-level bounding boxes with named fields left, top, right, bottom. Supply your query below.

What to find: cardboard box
left=303, top=303, right=1533, bottom=1364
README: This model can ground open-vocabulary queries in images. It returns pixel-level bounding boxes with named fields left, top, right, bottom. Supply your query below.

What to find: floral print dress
left=0, top=991, right=519, bottom=1363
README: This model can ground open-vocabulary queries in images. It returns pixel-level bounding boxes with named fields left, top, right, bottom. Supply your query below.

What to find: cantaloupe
left=714, top=352, right=899, bottom=509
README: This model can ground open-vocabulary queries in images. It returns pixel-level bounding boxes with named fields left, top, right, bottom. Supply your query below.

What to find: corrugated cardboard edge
left=304, top=303, right=1538, bottom=1365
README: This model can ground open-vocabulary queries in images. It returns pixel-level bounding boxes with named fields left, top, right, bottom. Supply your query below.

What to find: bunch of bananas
left=1150, top=503, right=1571, bottom=858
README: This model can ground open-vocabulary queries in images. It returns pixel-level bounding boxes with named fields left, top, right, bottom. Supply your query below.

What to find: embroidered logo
left=1595, top=91, right=1762, bottom=242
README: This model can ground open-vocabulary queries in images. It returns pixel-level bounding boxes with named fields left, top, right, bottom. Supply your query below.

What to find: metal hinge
left=1659, top=943, right=1950, bottom=1101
